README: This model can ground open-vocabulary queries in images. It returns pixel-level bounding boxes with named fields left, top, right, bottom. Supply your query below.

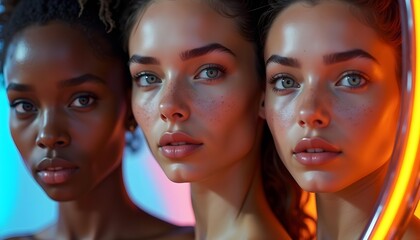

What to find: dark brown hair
left=120, top=0, right=314, bottom=238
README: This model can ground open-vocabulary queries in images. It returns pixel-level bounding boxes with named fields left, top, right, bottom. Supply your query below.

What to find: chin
left=295, top=172, right=348, bottom=193
left=41, top=184, right=87, bottom=202
left=162, top=163, right=205, bottom=183
left=45, top=190, right=78, bottom=202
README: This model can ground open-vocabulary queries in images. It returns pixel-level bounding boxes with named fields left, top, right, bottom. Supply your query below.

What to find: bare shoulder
left=402, top=215, right=420, bottom=240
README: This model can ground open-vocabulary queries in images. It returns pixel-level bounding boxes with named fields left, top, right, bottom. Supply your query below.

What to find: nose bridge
left=300, top=83, right=322, bottom=110
left=297, top=79, right=331, bottom=128
left=36, top=108, right=70, bottom=149
left=159, top=73, right=190, bottom=122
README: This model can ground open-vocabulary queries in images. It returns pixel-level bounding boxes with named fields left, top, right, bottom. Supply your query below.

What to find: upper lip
left=36, top=157, right=79, bottom=171
left=159, top=131, right=203, bottom=147
left=293, top=137, right=341, bottom=153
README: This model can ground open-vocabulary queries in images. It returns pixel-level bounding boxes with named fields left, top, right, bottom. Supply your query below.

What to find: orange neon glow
left=370, top=0, right=420, bottom=238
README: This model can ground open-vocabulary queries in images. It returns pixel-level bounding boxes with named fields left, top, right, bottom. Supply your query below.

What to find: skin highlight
left=1, top=1, right=193, bottom=239
left=262, top=0, right=420, bottom=239
left=127, top=0, right=293, bottom=239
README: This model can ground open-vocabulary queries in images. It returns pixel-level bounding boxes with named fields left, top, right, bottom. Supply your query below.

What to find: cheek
left=265, top=93, right=295, bottom=137
left=198, top=94, right=232, bottom=125
left=9, top=119, right=35, bottom=161
left=132, top=91, right=156, bottom=132
left=336, top=93, right=400, bottom=164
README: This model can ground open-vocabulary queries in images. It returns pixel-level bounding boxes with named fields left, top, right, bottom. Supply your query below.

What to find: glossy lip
left=36, top=157, right=79, bottom=185
left=158, top=131, right=203, bottom=159
left=293, top=137, right=341, bottom=166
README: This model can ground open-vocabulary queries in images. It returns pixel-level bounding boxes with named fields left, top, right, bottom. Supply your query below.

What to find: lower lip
left=294, top=152, right=340, bottom=166
left=160, top=144, right=202, bottom=159
left=37, top=168, right=78, bottom=185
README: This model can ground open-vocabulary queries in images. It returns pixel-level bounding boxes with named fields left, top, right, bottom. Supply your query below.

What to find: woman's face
left=4, top=22, right=129, bottom=201
left=128, top=0, right=264, bottom=183
left=264, top=1, right=400, bottom=192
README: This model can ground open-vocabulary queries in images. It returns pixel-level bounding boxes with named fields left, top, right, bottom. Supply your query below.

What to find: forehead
left=266, top=1, right=383, bottom=56
left=3, top=21, right=126, bottom=85
left=129, top=0, right=247, bottom=54
left=6, top=22, right=95, bottom=68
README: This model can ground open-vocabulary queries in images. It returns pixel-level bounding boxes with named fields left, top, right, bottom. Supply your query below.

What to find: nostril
left=315, top=119, right=323, bottom=126
left=160, top=114, right=168, bottom=121
left=172, top=112, right=184, bottom=119
left=56, top=141, right=66, bottom=147
left=37, top=142, right=47, bottom=149
left=298, top=120, right=305, bottom=126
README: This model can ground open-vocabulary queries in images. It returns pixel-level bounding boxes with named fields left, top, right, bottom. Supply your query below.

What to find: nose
left=297, top=86, right=331, bottom=129
left=36, top=110, right=70, bottom=149
left=159, top=79, right=190, bottom=123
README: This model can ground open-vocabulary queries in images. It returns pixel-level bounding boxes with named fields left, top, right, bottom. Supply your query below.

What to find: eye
left=336, top=72, right=368, bottom=88
left=69, top=95, right=96, bottom=108
left=11, top=100, right=37, bottom=114
left=195, top=64, right=226, bottom=80
left=269, top=74, right=300, bottom=92
left=133, top=72, right=162, bottom=87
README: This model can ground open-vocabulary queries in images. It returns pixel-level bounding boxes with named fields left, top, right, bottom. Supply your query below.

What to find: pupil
left=207, top=69, right=217, bottom=78
left=283, top=79, right=293, bottom=88
left=349, top=76, right=360, bottom=85
left=23, top=103, right=32, bottom=111
left=79, top=97, right=88, bottom=105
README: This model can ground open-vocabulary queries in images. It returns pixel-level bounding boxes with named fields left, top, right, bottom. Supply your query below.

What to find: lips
left=159, top=132, right=203, bottom=159
left=36, top=157, right=79, bottom=185
left=293, top=137, right=341, bottom=166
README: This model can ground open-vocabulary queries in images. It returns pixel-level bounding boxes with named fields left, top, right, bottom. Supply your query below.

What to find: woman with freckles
left=1, top=0, right=193, bottom=239
left=122, top=0, right=314, bottom=239
left=261, top=0, right=420, bottom=239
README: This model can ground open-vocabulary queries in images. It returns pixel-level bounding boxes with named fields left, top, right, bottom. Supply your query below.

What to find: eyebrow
left=266, top=49, right=378, bottom=68
left=323, top=49, right=378, bottom=64
left=266, top=55, right=301, bottom=68
left=128, top=43, right=236, bottom=67
left=6, top=83, right=34, bottom=92
left=128, top=55, right=160, bottom=66
left=180, top=43, right=236, bottom=61
left=58, top=74, right=106, bottom=88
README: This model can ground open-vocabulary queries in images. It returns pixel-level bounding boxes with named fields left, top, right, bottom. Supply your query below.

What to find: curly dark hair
left=0, top=0, right=126, bottom=78
left=120, top=0, right=315, bottom=238
left=0, top=0, right=141, bottom=150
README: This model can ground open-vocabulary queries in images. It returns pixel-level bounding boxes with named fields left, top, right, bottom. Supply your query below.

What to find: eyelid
left=268, top=73, right=296, bottom=84
left=10, top=99, right=38, bottom=115
left=132, top=71, right=162, bottom=87
left=194, top=63, right=227, bottom=80
left=335, top=70, right=369, bottom=87
left=69, top=94, right=97, bottom=108
left=337, top=70, right=369, bottom=82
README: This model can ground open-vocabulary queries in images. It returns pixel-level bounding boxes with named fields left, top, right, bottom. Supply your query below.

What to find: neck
left=316, top=163, right=389, bottom=240
left=53, top=164, right=142, bottom=239
left=190, top=153, right=289, bottom=239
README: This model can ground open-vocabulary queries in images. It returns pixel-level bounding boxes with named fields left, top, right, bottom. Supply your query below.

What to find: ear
left=258, top=92, right=266, bottom=119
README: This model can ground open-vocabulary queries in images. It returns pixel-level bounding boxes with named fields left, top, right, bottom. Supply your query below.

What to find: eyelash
left=9, top=94, right=97, bottom=117
left=194, top=64, right=227, bottom=81
left=131, top=64, right=227, bottom=87
left=336, top=71, right=369, bottom=89
left=10, top=100, right=37, bottom=115
left=132, top=72, right=162, bottom=88
left=69, top=94, right=97, bottom=108
left=269, top=73, right=300, bottom=93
